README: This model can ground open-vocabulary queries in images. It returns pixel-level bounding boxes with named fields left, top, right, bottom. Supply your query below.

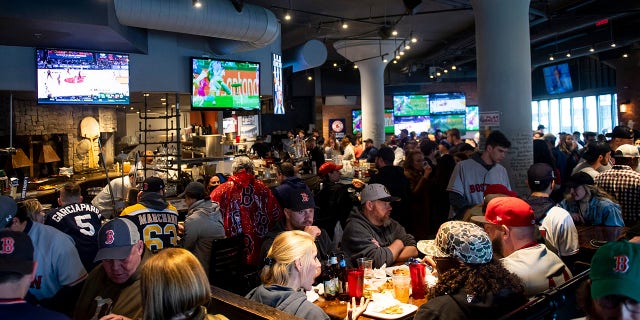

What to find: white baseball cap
left=360, top=183, right=400, bottom=204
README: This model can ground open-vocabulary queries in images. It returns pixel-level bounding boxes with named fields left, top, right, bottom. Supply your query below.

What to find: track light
left=342, top=20, right=348, bottom=29
left=382, top=57, right=388, bottom=63
left=411, top=37, right=417, bottom=43
left=353, top=64, right=358, bottom=69
left=566, top=52, right=571, bottom=58
left=395, top=53, right=401, bottom=60
left=307, top=75, right=313, bottom=81
left=392, top=30, right=398, bottom=36
left=284, top=12, right=291, bottom=21
left=623, top=53, right=629, bottom=58
left=192, top=0, right=202, bottom=8
left=611, top=42, right=616, bottom=48
left=549, top=55, right=554, bottom=61
left=589, top=47, right=595, bottom=52
left=451, top=65, right=457, bottom=70
left=333, top=62, right=338, bottom=67
left=443, top=69, right=448, bottom=73
left=393, top=60, right=397, bottom=64
left=436, top=72, right=441, bottom=76
left=405, top=44, right=411, bottom=50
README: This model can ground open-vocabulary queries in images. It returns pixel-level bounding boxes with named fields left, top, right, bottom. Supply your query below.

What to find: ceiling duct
left=283, top=40, right=328, bottom=72
left=113, top=0, right=279, bottom=49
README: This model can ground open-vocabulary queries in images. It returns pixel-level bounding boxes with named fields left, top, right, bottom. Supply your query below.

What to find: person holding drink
left=415, top=221, right=526, bottom=319
left=247, top=230, right=369, bottom=320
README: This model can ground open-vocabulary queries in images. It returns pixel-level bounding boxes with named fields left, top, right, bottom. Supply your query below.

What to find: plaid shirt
left=595, top=165, right=640, bottom=225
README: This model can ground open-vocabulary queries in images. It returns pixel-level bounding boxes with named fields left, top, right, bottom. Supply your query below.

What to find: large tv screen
left=466, top=106, right=479, bottom=131
left=393, top=95, right=429, bottom=116
left=543, top=63, right=573, bottom=94
left=36, top=49, right=129, bottom=105
left=352, top=109, right=394, bottom=134
left=430, top=114, right=466, bottom=133
left=429, top=92, right=466, bottom=115
left=191, top=57, right=260, bottom=111
left=394, top=116, right=430, bottom=135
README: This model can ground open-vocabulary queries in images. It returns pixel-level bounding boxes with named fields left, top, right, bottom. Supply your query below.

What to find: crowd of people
left=2, top=125, right=640, bottom=320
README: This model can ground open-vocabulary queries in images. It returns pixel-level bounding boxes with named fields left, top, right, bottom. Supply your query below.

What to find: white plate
left=363, top=301, right=418, bottom=319
left=385, top=265, right=410, bottom=277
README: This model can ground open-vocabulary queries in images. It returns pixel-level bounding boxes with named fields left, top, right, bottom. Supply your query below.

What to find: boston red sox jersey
left=26, top=221, right=87, bottom=301
left=540, top=206, right=579, bottom=257
left=45, top=202, right=102, bottom=271
left=447, top=156, right=511, bottom=207
left=501, top=244, right=571, bottom=297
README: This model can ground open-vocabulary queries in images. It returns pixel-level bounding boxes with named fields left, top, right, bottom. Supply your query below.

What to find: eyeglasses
left=596, top=295, right=640, bottom=314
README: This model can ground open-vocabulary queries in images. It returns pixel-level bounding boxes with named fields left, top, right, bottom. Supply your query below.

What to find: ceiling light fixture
left=392, top=30, right=398, bottom=36
left=611, top=43, right=616, bottom=48
left=623, top=53, right=629, bottom=58
left=192, top=0, right=202, bottom=8
left=411, top=37, right=417, bottom=43
left=393, top=60, right=397, bottom=64
left=443, top=69, right=448, bottom=73
left=451, top=65, right=457, bottom=70
left=566, top=52, right=571, bottom=58
left=307, top=75, right=313, bottom=81
left=589, top=47, right=595, bottom=52
left=549, top=55, right=554, bottom=61
left=399, top=51, right=405, bottom=56
left=395, top=53, right=400, bottom=60
left=354, top=64, right=358, bottom=69
left=342, top=20, right=348, bottom=29
left=333, top=62, right=338, bottom=67
left=284, top=12, right=291, bottom=20
left=436, top=72, right=441, bottom=77
left=405, top=44, right=411, bottom=50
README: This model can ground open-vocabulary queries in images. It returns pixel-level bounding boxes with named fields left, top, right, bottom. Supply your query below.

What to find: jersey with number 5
left=45, top=203, right=102, bottom=271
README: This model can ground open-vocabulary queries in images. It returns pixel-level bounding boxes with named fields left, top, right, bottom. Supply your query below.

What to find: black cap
left=377, top=146, right=395, bottom=164
left=527, top=163, right=555, bottom=185
left=0, top=230, right=34, bottom=274
left=565, top=172, right=595, bottom=189
left=142, top=177, right=165, bottom=192
left=605, top=125, right=634, bottom=139
left=178, top=181, right=206, bottom=198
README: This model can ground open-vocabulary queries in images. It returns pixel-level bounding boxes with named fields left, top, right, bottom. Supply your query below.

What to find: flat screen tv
left=36, top=49, right=129, bottom=105
left=394, top=116, right=430, bottom=135
left=430, top=114, right=466, bottom=133
left=352, top=109, right=394, bottom=134
left=191, top=57, right=260, bottom=111
left=272, top=53, right=284, bottom=114
left=393, top=95, right=429, bottom=117
left=543, top=63, right=573, bottom=94
left=466, top=106, right=479, bottom=131
left=429, top=92, right=466, bottom=115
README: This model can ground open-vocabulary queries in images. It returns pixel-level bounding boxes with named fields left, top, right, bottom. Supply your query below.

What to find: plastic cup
left=409, top=263, right=426, bottom=299
left=347, top=268, right=364, bottom=299
left=357, top=258, right=373, bottom=279
left=392, top=275, right=411, bottom=303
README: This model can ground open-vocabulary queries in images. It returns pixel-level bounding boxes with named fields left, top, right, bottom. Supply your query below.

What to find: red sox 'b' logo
left=1, top=237, right=15, bottom=254
left=105, top=230, right=115, bottom=245
left=613, top=255, right=630, bottom=273
left=301, top=192, right=309, bottom=202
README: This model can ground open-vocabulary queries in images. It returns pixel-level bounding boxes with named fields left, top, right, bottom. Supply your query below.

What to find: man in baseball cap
left=582, top=241, right=640, bottom=319
left=260, top=188, right=333, bottom=265
left=472, top=197, right=571, bottom=296
left=74, top=218, right=146, bottom=319
left=0, top=230, right=69, bottom=319
left=316, top=161, right=354, bottom=238
left=119, top=176, right=179, bottom=252
left=341, top=183, right=417, bottom=268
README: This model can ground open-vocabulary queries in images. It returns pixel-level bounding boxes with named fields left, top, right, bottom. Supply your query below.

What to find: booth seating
left=209, top=234, right=261, bottom=295
left=208, top=286, right=302, bottom=320
left=499, top=268, right=590, bottom=320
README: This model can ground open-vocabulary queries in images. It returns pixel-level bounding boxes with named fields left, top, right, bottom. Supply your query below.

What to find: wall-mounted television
left=431, top=114, right=466, bottom=133
left=543, top=63, right=573, bottom=94
left=393, top=95, right=429, bottom=116
left=429, top=92, right=466, bottom=115
left=394, top=116, right=430, bottom=135
left=191, top=57, right=260, bottom=111
left=272, top=53, right=284, bottom=114
left=352, top=109, right=394, bottom=134
left=466, top=105, right=479, bottom=131
left=36, top=49, right=129, bottom=105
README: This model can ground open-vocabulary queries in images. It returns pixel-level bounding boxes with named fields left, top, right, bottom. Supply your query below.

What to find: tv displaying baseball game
left=352, top=109, right=394, bottom=134
left=393, top=95, right=429, bottom=117
left=36, top=49, right=130, bottom=105
left=191, top=57, right=260, bottom=111
left=429, top=92, right=466, bottom=115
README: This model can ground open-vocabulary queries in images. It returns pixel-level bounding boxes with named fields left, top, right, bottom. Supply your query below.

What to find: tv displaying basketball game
left=191, top=57, right=260, bottom=111
left=37, top=49, right=130, bottom=105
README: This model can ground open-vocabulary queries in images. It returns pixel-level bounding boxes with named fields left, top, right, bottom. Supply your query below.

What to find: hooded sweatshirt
left=414, top=289, right=525, bottom=320
left=341, top=207, right=416, bottom=268
left=181, top=199, right=225, bottom=278
left=245, top=285, right=329, bottom=320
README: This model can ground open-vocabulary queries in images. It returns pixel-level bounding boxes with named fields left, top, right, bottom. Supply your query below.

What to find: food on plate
left=352, top=178, right=365, bottom=189
left=392, top=268, right=409, bottom=276
left=37, top=185, right=56, bottom=191
left=381, top=305, right=404, bottom=314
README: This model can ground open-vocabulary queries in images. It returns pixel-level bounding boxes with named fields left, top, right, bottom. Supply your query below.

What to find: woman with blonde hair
left=20, top=198, right=46, bottom=223
left=341, top=136, right=355, bottom=161
left=141, top=248, right=227, bottom=320
left=246, top=230, right=368, bottom=320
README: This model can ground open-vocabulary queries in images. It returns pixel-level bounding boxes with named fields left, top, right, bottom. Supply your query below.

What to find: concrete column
left=334, top=40, right=397, bottom=147
left=471, top=0, right=533, bottom=194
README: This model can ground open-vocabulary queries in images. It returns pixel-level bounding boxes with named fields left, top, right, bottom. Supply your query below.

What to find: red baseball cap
left=472, top=197, right=535, bottom=227
left=318, top=162, right=342, bottom=176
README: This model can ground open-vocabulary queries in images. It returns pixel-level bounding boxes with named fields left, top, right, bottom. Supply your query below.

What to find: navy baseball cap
left=178, top=181, right=206, bottom=198
left=94, top=218, right=141, bottom=262
left=142, top=177, right=165, bottom=192
left=285, top=189, right=316, bottom=211
left=0, top=230, right=34, bottom=275
left=0, top=195, right=18, bottom=229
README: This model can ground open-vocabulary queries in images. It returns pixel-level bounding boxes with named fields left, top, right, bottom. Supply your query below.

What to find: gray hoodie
left=245, top=284, right=329, bottom=320
left=182, top=199, right=225, bottom=278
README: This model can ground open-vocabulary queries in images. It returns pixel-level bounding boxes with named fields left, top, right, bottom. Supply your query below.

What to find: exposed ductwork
left=283, top=40, right=328, bottom=72
left=113, top=0, right=280, bottom=50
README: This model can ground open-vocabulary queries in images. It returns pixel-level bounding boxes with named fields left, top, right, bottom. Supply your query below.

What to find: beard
left=491, top=237, right=504, bottom=259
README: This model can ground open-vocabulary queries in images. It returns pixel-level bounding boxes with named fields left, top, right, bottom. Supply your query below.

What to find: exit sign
left=595, top=19, right=609, bottom=27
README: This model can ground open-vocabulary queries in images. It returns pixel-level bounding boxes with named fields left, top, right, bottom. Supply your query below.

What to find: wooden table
left=574, top=225, right=628, bottom=265
left=315, top=296, right=426, bottom=320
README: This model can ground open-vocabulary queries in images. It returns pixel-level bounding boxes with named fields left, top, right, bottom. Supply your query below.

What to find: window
left=531, top=101, right=539, bottom=130
left=560, top=98, right=571, bottom=133
left=549, top=99, right=560, bottom=135
left=533, top=92, right=617, bottom=135
left=585, top=96, right=598, bottom=132
left=599, top=94, right=613, bottom=134
left=572, top=97, right=584, bottom=133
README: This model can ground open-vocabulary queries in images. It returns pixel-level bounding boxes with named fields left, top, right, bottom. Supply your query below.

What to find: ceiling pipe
left=283, top=40, right=328, bottom=72
left=113, top=0, right=280, bottom=49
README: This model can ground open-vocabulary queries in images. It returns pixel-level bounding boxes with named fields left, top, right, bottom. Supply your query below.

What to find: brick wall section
left=12, top=100, right=117, bottom=171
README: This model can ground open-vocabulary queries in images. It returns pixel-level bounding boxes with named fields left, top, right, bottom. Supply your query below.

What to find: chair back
left=209, top=234, right=259, bottom=295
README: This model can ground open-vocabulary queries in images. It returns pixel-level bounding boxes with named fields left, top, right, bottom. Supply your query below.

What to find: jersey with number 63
left=120, top=192, right=179, bottom=253
left=45, top=202, right=102, bottom=272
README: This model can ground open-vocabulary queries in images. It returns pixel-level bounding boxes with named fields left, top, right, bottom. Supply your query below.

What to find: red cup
left=409, top=263, right=426, bottom=299
left=347, top=268, right=364, bottom=299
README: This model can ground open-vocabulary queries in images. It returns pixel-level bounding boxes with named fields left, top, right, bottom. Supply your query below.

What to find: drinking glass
left=347, top=268, right=364, bottom=299
left=357, top=258, right=373, bottom=279
left=409, top=263, right=426, bottom=299
left=392, top=275, right=411, bottom=303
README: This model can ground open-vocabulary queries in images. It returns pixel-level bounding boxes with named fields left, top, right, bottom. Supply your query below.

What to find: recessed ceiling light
left=392, top=30, right=398, bottom=36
